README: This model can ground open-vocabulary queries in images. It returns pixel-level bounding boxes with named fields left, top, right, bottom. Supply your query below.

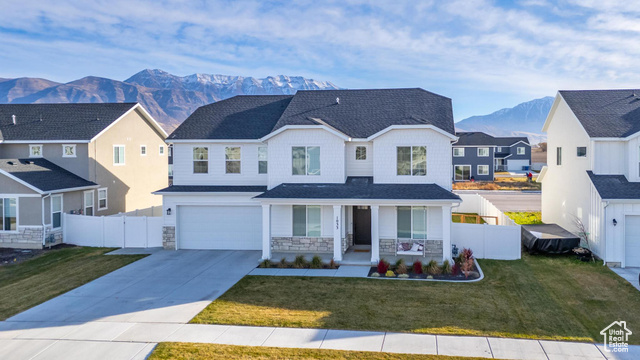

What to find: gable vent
left=12, top=114, right=16, bottom=125
left=336, top=97, right=340, bottom=104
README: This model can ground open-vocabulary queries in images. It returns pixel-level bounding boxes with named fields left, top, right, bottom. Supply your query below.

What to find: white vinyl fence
left=63, top=213, right=163, bottom=248
left=109, top=206, right=163, bottom=217
left=452, top=193, right=521, bottom=260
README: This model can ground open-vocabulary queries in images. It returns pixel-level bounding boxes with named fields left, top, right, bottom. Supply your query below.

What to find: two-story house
left=156, top=89, right=461, bottom=263
left=0, top=103, right=168, bottom=248
left=452, top=132, right=531, bottom=181
left=539, top=90, right=640, bottom=267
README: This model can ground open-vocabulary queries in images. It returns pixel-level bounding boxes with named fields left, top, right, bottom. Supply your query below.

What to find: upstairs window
left=258, top=147, right=268, bottom=174
left=292, top=146, right=320, bottom=175
left=159, top=145, right=165, bottom=155
left=556, top=147, right=562, bottom=166
left=63, top=144, right=76, bottom=158
left=577, top=147, right=587, bottom=157
left=29, top=144, right=43, bottom=158
left=51, top=195, right=62, bottom=229
left=225, top=147, right=241, bottom=174
left=113, top=145, right=125, bottom=165
left=453, top=148, right=464, bottom=157
left=496, top=146, right=503, bottom=152
left=477, top=147, right=489, bottom=157
left=193, top=147, right=208, bottom=174
left=0, top=198, right=17, bottom=231
left=140, top=145, right=147, bottom=156
left=355, top=146, right=367, bottom=160
left=292, top=205, right=321, bottom=237
left=397, top=146, right=426, bottom=176
left=517, top=147, right=526, bottom=155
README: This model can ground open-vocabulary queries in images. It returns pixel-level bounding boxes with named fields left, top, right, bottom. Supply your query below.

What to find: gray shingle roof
left=0, top=103, right=138, bottom=141
left=454, top=132, right=529, bottom=146
left=168, top=96, right=293, bottom=140
left=0, top=158, right=98, bottom=192
left=587, top=171, right=640, bottom=199
left=255, top=177, right=460, bottom=200
left=154, top=185, right=268, bottom=193
left=168, top=88, right=455, bottom=140
left=560, top=90, right=640, bottom=138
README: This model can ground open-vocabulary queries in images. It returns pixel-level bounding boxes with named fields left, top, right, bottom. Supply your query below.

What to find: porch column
left=442, top=205, right=452, bottom=262
left=371, top=205, right=380, bottom=263
left=333, top=205, right=342, bottom=261
left=262, top=204, right=271, bottom=260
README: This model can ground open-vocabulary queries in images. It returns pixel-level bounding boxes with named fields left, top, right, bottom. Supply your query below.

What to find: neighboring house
left=539, top=89, right=640, bottom=267
left=452, top=131, right=531, bottom=181
left=0, top=103, right=168, bottom=248
left=156, top=89, right=461, bottom=263
left=168, top=144, right=174, bottom=186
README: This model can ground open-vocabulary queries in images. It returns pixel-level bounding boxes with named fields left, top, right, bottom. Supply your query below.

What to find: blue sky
left=1, top=0, right=639, bottom=120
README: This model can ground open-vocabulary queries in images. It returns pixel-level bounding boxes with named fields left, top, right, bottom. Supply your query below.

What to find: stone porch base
left=271, top=237, right=333, bottom=253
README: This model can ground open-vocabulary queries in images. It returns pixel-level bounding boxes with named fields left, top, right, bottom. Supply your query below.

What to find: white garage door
left=625, top=215, right=640, bottom=267
left=177, top=205, right=262, bottom=250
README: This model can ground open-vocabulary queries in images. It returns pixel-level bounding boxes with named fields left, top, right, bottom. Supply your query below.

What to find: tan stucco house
left=0, top=103, right=168, bottom=248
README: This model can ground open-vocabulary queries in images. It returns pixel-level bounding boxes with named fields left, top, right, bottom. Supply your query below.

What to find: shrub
left=412, top=260, right=423, bottom=274
left=310, top=255, right=323, bottom=269
left=395, top=258, right=405, bottom=268
left=451, top=263, right=460, bottom=276
left=425, top=260, right=441, bottom=275
left=441, top=259, right=452, bottom=275
left=278, top=257, right=288, bottom=268
left=371, top=272, right=380, bottom=277
left=293, top=255, right=307, bottom=268
left=377, top=259, right=390, bottom=274
left=459, top=248, right=475, bottom=278
left=398, top=273, right=409, bottom=278
left=259, top=259, right=272, bottom=268
left=385, top=270, right=396, bottom=277
left=396, top=263, right=408, bottom=275
left=329, top=259, right=338, bottom=269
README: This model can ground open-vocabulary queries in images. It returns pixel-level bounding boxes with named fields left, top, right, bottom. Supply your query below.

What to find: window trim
left=113, top=145, right=126, bottom=166
left=292, top=146, right=321, bottom=176
left=292, top=205, right=322, bottom=237
left=477, top=164, right=489, bottom=175
left=0, top=197, right=18, bottom=233
left=83, top=190, right=95, bottom=216
left=258, top=146, right=268, bottom=174
left=62, top=144, right=76, bottom=158
left=140, top=145, right=147, bottom=156
left=517, top=147, right=526, bottom=155
left=576, top=146, right=587, bottom=158
left=397, top=206, right=428, bottom=240
left=225, top=146, right=242, bottom=175
left=29, top=144, right=43, bottom=158
left=454, top=164, right=471, bottom=181
left=396, top=146, right=427, bottom=176
left=477, top=147, right=490, bottom=157
left=556, top=147, right=562, bottom=166
left=496, top=146, right=503, bottom=153
left=159, top=145, right=165, bottom=156
left=355, top=146, right=367, bottom=160
left=453, top=147, right=465, bottom=157
left=51, top=194, right=63, bottom=229
left=97, top=188, right=108, bottom=211
left=192, top=146, right=209, bottom=174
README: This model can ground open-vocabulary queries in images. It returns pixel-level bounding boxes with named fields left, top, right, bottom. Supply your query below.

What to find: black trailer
left=521, top=224, right=581, bottom=254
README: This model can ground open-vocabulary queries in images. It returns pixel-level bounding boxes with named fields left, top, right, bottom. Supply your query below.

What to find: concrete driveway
left=0, top=249, right=260, bottom=359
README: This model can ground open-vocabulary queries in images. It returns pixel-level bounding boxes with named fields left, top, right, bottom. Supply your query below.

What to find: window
left=159, top=145, right=165, bottom=155
left=454, top=165, right=471, bottom=181
left=258, top=147, right=268, bottom=174
left=98, top=188, right=108, bottom=210
left=292, top=146, right=320, bottom=175
left=168, top=164, right=173, bottom=177
left=113, top=145, right=125, bottom=165
left=84, top=191, right=94, bottom=216
left=225, top=147, right=241, bottom=174
left=397, top=146, right=427, bottom=176
left=62, top=144, right=76, bottom=158
left=577, top=147, right=587, bottom=157
left=453, top=148, right=464, bottom=157
left=397, top=206, right=427, bottom=239
left=556, top=147, right=562, bottom=166
left=29, top=144, right=43, bottom=158
left=356, top=146, right=367, bottom=160
left=496, top=147, right=503, bottom=153
left=517, top=147, right=526, bottom=155
left=193, top=147, right=208, bottom=174
left=292, top=205, right=321, bottom=237
left=51, top=195, right=62, bottom=229
left=168, top=145, right=173, bottom=157
left=0, top=198, right=17, bottom=231
left=140, top=145, right=147, bottom=156
left=477, top=147, right=489, bottom=157
left=478, top=165, right=489, bottom=175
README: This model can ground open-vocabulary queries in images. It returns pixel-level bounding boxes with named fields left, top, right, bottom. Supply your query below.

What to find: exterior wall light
left=613, top=219, right=617, bottom=226
left=166, top=208, right=172, bottom=216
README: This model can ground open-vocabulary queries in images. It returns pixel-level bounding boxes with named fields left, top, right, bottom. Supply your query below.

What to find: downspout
left=602, top=200, right=609, bottom=266
left=42, top=193, right=51, bottom=247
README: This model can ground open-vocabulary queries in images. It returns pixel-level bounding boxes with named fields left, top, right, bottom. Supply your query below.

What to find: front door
left=353, top=206, right=371, bottom=245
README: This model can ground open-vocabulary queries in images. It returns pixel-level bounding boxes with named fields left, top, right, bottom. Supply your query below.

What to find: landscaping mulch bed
left=257, top=264, right=340, bottom=270
left=0, top=244, right=76, bottom=266
left=367, top=262, right=481, bottom=281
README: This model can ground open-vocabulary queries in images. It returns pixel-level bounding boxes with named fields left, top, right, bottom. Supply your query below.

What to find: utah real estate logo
left=600, top=321, right=632, bottom=353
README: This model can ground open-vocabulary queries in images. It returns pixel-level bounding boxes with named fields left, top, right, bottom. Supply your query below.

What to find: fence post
left=62, top=213, right=67, bottom=244
left=122, top=216, right=126, bottom=248
left=101, top=216, right=106, bottom=247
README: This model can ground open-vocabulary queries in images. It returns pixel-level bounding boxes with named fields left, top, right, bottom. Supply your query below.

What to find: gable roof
left=454, top=131, right=529, bottom=146
left=168, top=88, right=455, bottom=140
left=0, top=158, right=98, bottom=193
left=560, top=90, right=640, bottom=138
left=587, top=171, right=640, bottom=200
left=0, top=103, right=141, bottom=142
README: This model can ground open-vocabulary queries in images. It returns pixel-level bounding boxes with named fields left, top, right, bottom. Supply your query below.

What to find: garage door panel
left=178, top=206, right=262, bottom=250
left=625, top=216, right=640, bottom=267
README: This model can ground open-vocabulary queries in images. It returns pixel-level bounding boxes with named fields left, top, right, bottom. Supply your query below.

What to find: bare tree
left=539, top=142, right=547, bottom=152
left=573, top=215, right=594, bottom=262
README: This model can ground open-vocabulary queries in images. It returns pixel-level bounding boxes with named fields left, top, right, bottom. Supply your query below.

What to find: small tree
left=573, top=215, right=594, bottom=262
left=539, top=142, right=547, bottom=152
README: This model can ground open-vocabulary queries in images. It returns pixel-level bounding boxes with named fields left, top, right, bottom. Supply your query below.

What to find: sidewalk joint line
left=485, top=337, right=494, bottom=358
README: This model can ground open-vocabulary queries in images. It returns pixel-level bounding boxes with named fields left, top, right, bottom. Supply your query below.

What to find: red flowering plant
left=412, top=260, right=423, bottom=274
left=377, top=259, right=390, bottom=274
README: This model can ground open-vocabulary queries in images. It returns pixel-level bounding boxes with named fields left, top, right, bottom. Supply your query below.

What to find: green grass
left=191, top=254, right=640, bottom=344
left=505, top=211, right=543, bottom=225
left=0, top=246, right=145, bottom=320
left=149, top=343, right=487, bottom=360
left=451, top=213, right=486, bottom=224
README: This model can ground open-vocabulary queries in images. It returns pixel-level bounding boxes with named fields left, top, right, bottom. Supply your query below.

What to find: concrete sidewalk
left=1, top=321, right=638, bottom=360
left=610, top=267, right=640, bottom=291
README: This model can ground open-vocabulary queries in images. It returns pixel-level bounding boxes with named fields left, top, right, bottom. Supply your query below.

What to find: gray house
left=452, top=132, right=531, bottom=181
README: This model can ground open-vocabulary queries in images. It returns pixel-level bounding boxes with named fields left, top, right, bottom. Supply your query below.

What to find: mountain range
left=0, top=69, right=552, bottom=142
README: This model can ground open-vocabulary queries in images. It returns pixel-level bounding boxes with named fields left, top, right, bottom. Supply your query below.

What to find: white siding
left=346, top=142, right=373, bottom=177
left=588, top=182, right=606, bottom=261
left=593, top=141, right=626, bottom=175
left=627, top=137, right=640, bottom=181
left=379, top=206, right=396, bottom=238
left=372, top=129, right=452, bottom=189
left=172, top=143, right=268, bottom=186
left=266, top=129, right=346, bottom=189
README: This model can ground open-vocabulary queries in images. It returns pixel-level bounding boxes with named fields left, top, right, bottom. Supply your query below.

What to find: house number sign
left=335, top=216, right=340, bottom=230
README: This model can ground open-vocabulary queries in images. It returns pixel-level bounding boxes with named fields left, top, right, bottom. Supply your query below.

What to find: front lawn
left=505, top=211, right=543, bottom=225
left=192, top=254, right=640, bottom=344
left=0, top=246, right=145, bottom=320
left=149, top=343, right=486, bottom=360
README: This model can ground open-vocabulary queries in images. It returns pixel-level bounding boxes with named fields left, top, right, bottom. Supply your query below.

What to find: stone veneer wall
left=43, top=227, right=64, bottom=247
left=271, top=237, right=333, bottom=253
left=163, top=226, right=176, bottom=250
left=342, top=234, right=353, bottom=253
left=0, top=226, right=44, bottom=249
left=380, top=239, right=444, bottom=258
